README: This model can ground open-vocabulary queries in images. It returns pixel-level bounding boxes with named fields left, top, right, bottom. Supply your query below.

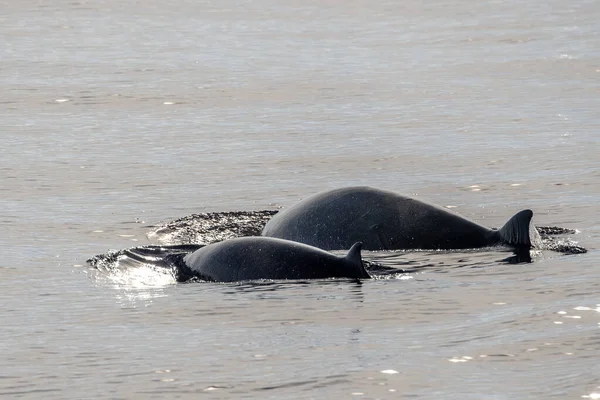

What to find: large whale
left=182, top=236, right=370, bottom=282
left=262, top=186, right=540, bottom=251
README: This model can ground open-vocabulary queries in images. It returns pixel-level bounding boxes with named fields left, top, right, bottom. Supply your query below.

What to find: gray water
left=2, top=0, right=599, bottom=398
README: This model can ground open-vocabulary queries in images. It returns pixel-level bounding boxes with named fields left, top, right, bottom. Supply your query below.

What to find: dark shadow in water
left=503, top=250, right=533, bottom=264
left=214, top=280, right=367, bottom=304
left=219, top=279, right=365, bottom=292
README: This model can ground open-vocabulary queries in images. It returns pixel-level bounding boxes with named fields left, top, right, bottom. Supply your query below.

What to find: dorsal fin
left=344, top=242, right=370, bottom=279
left=498, top=209, right=540, bottom=248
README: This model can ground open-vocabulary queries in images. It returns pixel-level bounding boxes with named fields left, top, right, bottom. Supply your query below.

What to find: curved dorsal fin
left=344, top=242, right=370, bottom=279
left=498, top=209, right=541, bottom=248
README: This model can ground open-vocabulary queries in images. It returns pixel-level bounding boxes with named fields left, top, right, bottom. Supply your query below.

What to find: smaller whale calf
left=182, top=236, right=370, bottom=282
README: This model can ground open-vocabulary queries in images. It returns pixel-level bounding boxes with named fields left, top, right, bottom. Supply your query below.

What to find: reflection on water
left=103, top=264, right=176, bottom=288
left=112, top=286, right=170, bottom=308
left=90, top=261, right=176, bottom=307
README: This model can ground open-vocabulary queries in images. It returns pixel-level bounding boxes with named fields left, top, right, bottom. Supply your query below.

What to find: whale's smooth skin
left=262, top=186, right=540, bottom=251
left=182, top=236, right=370, bottom=282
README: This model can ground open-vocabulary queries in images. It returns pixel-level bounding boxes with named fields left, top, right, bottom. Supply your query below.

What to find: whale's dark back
left=262, top=186, right=498, bottom=251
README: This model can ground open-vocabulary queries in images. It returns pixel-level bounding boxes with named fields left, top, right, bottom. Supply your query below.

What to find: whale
left=261, top=186, right=540, bottom=251
left=182, top=236, right=370, bottom=282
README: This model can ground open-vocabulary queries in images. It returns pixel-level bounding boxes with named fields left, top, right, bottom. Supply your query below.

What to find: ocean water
left=1, top=0, right=599, bottom=398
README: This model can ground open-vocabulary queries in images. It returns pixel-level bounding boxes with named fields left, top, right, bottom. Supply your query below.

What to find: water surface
left=1, top=0, right=599, bottom=398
